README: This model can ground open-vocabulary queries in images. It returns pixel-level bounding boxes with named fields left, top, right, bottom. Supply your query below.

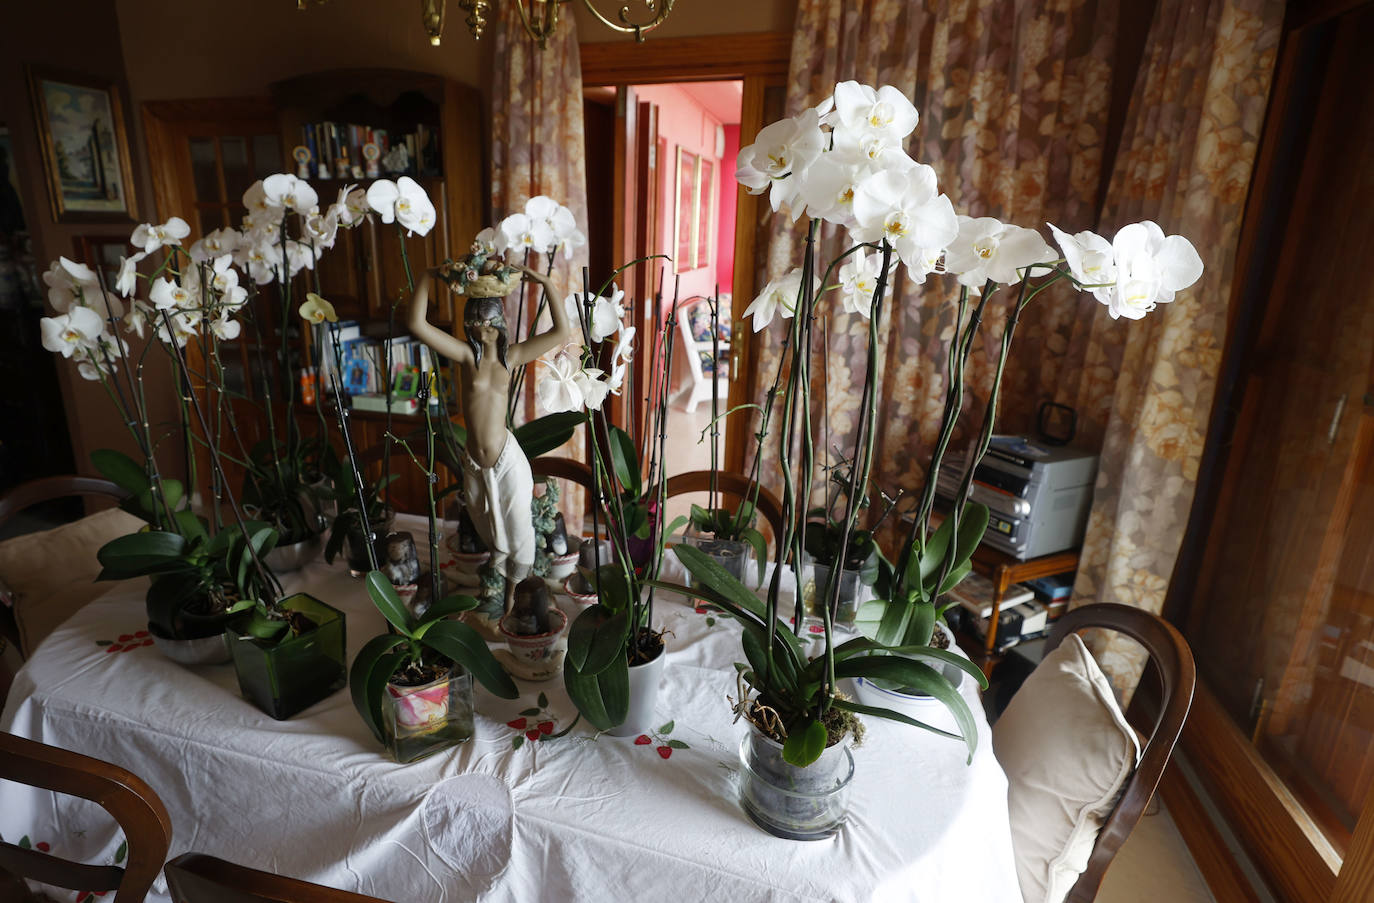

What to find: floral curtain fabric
left=488, top=5, right=591, bottom=517
left=759, top=0, right=1281, bottom=690
left=1063, top=0, right=1282, bottom=690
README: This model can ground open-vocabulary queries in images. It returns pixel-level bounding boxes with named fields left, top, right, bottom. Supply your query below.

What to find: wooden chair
left=664, top=470, right=784, bottom=543
left=529, top=455, right=595, bottom=492
left=1042, top=603, right=1196, bottom=903
left=674, top=296, right=730, bottom=413
left=0, top=732, right=171, bottom=903
left=164, top=853, right=393, bottom=902
left=0, top=475, right=126, bottom=530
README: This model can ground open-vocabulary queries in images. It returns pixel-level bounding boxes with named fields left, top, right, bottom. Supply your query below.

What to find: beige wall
left=0, top=0, right=172, bottom=480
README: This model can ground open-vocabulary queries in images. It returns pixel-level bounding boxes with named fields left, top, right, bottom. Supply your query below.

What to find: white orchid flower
left=40, top=306, right=104, bottom=357
left=744, top=267, right=813, bottom=332
left=42, top=257, right=102, bottom=312
left=262, top=173, right=318, bottom=214
left=130, top=217, right=190, bottom=254
left=574, top=367, right=610, bottom=412
left=328, top=184, right=359, bottom=226
left=284, top=239, right=316, bottom=276
left=1102, top=222, right=1204, bottom=320
left=589, top=288, right=626, bottom=343
left=611, top=324, right=636, bottom=364
left=124, top=300, right=152, bottom=339
left=155, top=309, right=200, bottom=347
left=149, top=277, right=194, bottom=312
left=345, top=187, right=371, bottom=224
left=366, top=179, right=400, bottom=224
left=536, top=351, right=585, bottom=413
left=498, top=212, right=555, bottom=256
left=851, top=163, right=958, bottom=273
left=209, top=312, right=241, bottom=341
left=796, top=147, right=872, bottom=229
left=735, top=108, right=824, bottom=218
left=556, top=226, right=588, bottom=260
left=944, top=217, right=1057, bottom=289
left=608, top=360, right=628, bottom=395
left=474, top=227, right=499, bottom=255
left=1047, top=223, right=1117, bottom=304
left=77, top=358, right=110, bottom=381
left=367, top=177, right=436, bottom=236
left=305, top=207, right=341, bottom=248
left=835, top=248, right=895, bottom=317
left=299, top=293, right=338, bottom=324
left=188, top=228, right=239, bottom=264
left=114, top=252, right=146, bottom=298
left=242, top=180, right=279, bottom=217
left=236, top=241, right=278, bottom=286
left=832, top=81, right=919, bottom=142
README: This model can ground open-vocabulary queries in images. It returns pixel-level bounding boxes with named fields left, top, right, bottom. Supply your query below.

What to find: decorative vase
left=605, top=638, right=667, bottom=737
left=801, top=558, right=871, bottom=630
left=683, top=530, right=752, bottom=589
left=264, top=533, right=323, bottom=573
left=738, top=728, right=855, bottom=841
left=562, top=574, right=598, bottom=608
left=497, top=608, right=568, bottom=681
left=382, top=667, right=475, bottom=763
left=852, top=669, right=963, bottom=727
left=148, top=623, right=231, bottom=666
left=226, top=593, right=347, bottom=720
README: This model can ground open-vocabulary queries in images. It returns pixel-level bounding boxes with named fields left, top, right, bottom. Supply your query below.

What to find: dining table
left=0, top=518, right=1023, bottom=902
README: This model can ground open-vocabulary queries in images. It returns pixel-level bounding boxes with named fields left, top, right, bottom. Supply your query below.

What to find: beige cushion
left=0, top=507, right=146, bottom=656
left=993, top=633, right=1141, bottom=903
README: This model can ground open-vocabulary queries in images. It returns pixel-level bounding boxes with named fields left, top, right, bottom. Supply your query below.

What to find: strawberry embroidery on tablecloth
left=634, top=720, right=689, bottom=759
left=95, top=631, right=153, bottom=653
left=508, top=692, right=559, bottom=749
left=693, top=603, right=720, bottom=627
left=12, top=834, right=126, bottom=901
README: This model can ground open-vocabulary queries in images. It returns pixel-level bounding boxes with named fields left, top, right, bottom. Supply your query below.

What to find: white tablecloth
left=0, top=528, right=1022, bottom=902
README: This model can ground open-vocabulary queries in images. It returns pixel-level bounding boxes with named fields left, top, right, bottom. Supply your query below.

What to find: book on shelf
left=951, top=597, right=1049, bottom=652
left=1024, top=573, right=1074, bottom=601
left=944, top=572, right=1034, bottom=619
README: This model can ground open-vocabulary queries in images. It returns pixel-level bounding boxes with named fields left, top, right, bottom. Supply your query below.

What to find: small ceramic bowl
left=562, top=575, right=598, bottom=607
left=498, top=608, right=568, bottom=669
left=548, top=550, right=579, bottom=580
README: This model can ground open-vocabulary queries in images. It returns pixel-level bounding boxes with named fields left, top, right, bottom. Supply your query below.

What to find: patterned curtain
left=1064, top=0, right=1282, bottom=690
left=488, top=6, right=591, bottom=519
left=754, top=0, right=1119, bottom=546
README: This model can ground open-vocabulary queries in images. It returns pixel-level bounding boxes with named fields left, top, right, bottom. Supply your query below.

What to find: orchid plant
left=671, top=80, right=1203, bottom=768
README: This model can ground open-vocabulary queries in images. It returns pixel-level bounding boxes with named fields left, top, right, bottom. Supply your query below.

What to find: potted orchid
left=39, top=226, right=291, bottom=668
left=671, top=79, right=1203, bottom=840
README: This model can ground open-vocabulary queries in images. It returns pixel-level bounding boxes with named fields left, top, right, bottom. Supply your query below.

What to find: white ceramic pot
left=264, top=533, right=323, bottom=573
left=851, top=662, right=965, bottom=730
left=606, top=639, right=668, bottom=737
left=150, top=630, right=231, bottom=666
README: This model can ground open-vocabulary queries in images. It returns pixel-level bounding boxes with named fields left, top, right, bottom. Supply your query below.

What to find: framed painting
left=674, top=147, right=698, bottom=271
left=696, top=157, right=715, bottom=271
left=27, top=66, right=138, bottom=223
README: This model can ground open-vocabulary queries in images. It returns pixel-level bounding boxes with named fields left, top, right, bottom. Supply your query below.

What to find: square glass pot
left=382, top=667, right=475, bottom=763
left=227, top=594, right=347, bottom=720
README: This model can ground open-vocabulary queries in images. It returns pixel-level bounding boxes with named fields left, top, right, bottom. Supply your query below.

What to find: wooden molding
left=1181, top=682, right=1339, bottom=902
left=1157, top=760, right=1263, bottom=903
left=580, top=32, right=791, bottom=85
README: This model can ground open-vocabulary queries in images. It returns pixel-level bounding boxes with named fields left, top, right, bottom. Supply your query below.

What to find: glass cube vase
left=382, top=668, right=475, bottom=763
left=226, top=593, right=347, bottom=720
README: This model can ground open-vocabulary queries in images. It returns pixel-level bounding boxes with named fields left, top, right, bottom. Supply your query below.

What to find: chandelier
left=300, top=1, right=675, bottom=50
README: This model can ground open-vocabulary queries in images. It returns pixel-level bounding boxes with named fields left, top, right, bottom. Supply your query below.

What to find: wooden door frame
left=581, top=32, right=791, bottom=474
left=1173, top=3, right=1374, bottom=901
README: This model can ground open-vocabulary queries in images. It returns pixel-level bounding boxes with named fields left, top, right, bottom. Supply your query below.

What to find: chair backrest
left=0, top=475, right=126, bottom=531
left=0, top=731, right=171, bottom=903
left=1042, top=603, right=1196, bottom=902
left=530, top=456, right=595, bottom=493
left=664, top=470, right=784, bottom=544
left=675, top=297, right=730, bottom=380
left=164, top=853, right=393, bottom=903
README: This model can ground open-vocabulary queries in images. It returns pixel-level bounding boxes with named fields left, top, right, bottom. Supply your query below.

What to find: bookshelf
left=268, top=69, right=487, bottom=514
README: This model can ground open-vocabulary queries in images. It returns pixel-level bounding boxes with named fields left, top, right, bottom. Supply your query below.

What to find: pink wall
left=635, top=84, right=730, bottom=308
left=717, top=123, right=739, bottom=294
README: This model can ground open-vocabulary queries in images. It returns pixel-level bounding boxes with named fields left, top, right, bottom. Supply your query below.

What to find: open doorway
left=583, top=80, right=743, bottom=530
